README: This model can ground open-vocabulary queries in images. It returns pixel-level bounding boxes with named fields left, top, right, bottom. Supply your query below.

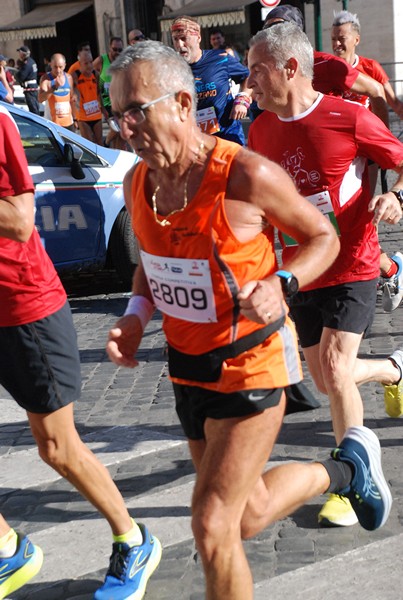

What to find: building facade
left=0, top=0, right=126, bottom=71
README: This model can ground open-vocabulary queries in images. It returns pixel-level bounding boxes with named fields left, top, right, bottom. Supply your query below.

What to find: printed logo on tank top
left=168, top=227, right=199, bottom=246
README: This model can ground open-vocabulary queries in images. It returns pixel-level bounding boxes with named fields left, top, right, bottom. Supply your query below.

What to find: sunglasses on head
left=263, top=18, right=286, bottom=30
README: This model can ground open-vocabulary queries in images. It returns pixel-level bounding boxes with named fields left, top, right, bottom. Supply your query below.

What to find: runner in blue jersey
left=171, top=16, right=251, bottom=145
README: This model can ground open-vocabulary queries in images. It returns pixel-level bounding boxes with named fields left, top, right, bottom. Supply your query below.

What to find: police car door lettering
left=37, top=205, right=88, bottom=231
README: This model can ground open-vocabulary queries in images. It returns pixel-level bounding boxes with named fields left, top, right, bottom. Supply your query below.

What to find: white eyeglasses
left=110, top=92, right=176, bottom=132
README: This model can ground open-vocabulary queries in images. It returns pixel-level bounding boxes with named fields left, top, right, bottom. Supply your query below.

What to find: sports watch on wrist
left=275, top=270, right=299, bottom=297
left=391, top=189, right=403, bottom=207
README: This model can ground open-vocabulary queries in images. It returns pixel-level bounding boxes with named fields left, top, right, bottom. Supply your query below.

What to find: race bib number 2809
left=140, top=251, right=217, bottom=323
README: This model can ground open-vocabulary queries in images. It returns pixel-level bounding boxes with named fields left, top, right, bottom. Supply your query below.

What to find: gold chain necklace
left=152, top=140, right=205, bottom=227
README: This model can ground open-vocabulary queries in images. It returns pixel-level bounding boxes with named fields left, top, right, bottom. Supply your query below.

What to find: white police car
left=2, top=101, right=139, bottom=285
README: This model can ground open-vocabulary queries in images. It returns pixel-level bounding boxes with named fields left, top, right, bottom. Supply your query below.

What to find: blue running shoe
left=331, top=426, right=392, bottom=531
left=0, top=533, right=43, bottom=600
left=94, top=523, right=162, bottom=600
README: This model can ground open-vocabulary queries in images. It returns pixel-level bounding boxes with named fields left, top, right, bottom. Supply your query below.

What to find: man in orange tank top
left=67, top=40, right=92, bottom=76
left=72, top=51, right=103, bottom=145
left=106, top=41, right=392, bottom=599
left=38, top=53, right=77, bottom=131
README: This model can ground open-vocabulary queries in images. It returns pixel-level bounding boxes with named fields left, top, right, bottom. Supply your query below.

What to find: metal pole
left=314, top=0, right=322, bottom=51
left=342, top=0, right=348, bottom=9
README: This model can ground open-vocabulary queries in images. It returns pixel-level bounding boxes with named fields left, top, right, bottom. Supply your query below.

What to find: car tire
left=109, top=209, right=139, bottom=286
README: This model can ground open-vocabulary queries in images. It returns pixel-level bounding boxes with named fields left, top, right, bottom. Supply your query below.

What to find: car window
left=14, top=113, right=63, bottom=167
left=60, top=134, right=104, bottom=167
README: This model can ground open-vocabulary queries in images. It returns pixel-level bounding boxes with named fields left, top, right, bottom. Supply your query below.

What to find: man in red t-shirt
left=247, top=22, right=403, bottom=530
left=0, top=105, right=161, bottom=598
left=331, top=9, right=403, bottom=312
left=331, top=10, right=403, bottom=118
left=262, top=4, right=389, bottom=126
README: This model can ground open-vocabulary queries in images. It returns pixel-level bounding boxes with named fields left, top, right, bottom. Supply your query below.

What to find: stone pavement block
left=254, top=533, right=403, bottom=600
left=275, top=537, right=315, bottom=552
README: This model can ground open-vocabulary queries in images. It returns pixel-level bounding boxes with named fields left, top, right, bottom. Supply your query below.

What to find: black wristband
left=391, top=189, right=403, bottom=208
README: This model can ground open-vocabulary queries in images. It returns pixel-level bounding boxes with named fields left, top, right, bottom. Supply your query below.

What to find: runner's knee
left=191, top=497, right=240, bottom=559
left=35, top=433, right=82, bottom=477
left=320, top=353, right=352, bottom=394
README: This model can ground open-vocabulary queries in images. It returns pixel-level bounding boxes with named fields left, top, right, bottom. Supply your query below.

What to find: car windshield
left=13, top=111, right=105, bottom=168
left=14, top=112, right=63, bottom=167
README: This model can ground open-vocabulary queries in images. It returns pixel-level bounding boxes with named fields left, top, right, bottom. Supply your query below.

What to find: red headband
left=171, top=19, right=200, bottom=36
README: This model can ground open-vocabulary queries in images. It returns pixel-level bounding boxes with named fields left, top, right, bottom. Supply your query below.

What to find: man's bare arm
left=0, top=192, right=35, bottom=242
left=383, top=80, right=403, bottom=119
left=351, top=72, right=389, bottom=126
left=0, top=66, right=13, bottom=103
left=370, top=165, right=403, bottom=226
left=228, top=150, right=340, bottom=323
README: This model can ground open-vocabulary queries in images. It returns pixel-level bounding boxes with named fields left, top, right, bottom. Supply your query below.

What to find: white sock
left=0, top=529, right=18, bottom=558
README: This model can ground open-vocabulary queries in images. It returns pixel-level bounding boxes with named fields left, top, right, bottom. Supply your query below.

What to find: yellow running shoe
left=384, top=384, right=403, bottom=417
left=383, top=349, right=403, bottom=418
left=0, top=533, right=43, bottom=599
left=318, top=493, right=358, bottom=527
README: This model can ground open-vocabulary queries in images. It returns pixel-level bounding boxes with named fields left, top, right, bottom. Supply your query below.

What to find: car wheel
left=109, top=209, right=139, bottom=286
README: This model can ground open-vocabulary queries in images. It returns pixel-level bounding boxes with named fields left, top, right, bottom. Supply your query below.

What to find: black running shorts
left=173, top=383, right=283, bottom=440
left=289, top=279, right=378, bottom=349
left=0, top=302, right=81, bottom=413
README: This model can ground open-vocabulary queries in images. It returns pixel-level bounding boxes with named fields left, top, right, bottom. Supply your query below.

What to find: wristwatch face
left=276, top=271, right=299, bottom=296
left=288, top=275, right=299, bottom=295
left=393, top=190, right=403, bottom=204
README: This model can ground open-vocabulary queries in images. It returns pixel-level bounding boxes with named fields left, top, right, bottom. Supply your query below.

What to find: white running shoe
left=382, top=252, right=403, bottom=312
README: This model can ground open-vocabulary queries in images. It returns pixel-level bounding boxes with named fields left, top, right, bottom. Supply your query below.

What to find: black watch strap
left=391, top=189, right=403, bottom=207
left=275, top=270, right=299, bottom=297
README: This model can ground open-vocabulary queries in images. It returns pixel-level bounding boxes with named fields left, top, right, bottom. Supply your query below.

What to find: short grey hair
left=109, top=40, right=197, bottom=115
left=249, top=22, right=313, bottom=80
left=332, top=10, right=360, bottom=34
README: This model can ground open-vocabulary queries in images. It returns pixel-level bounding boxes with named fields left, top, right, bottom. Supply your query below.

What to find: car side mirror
left=64, top=143, right=85, bottom=180
left=63, top=143, right=74, bottom=163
